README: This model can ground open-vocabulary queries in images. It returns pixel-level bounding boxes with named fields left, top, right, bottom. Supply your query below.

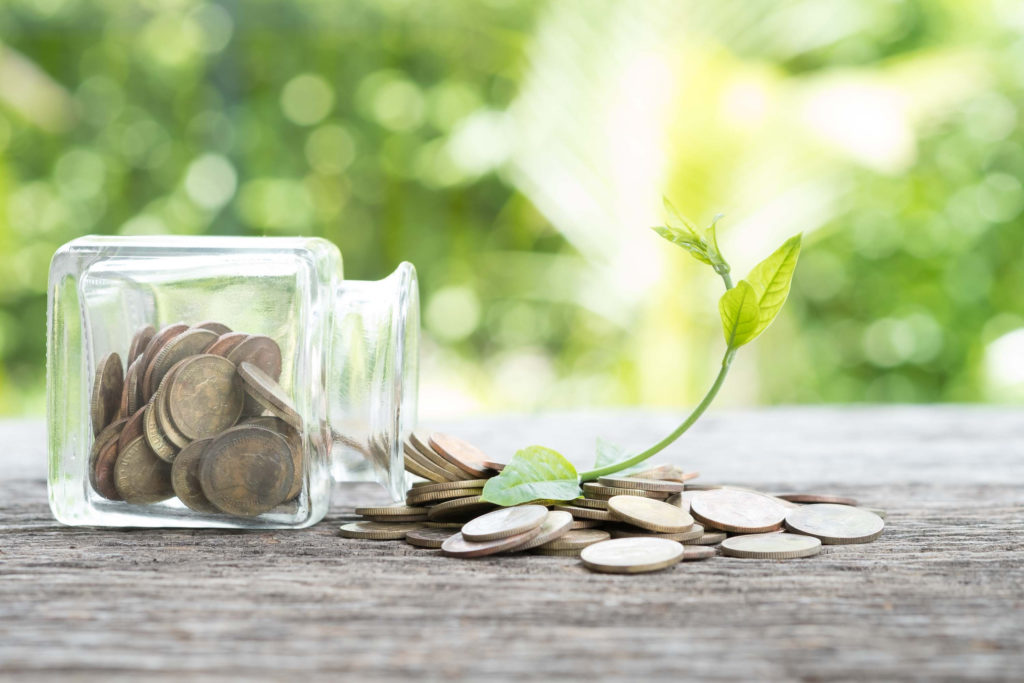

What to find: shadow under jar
left=47, top=236, right=419, bottom=528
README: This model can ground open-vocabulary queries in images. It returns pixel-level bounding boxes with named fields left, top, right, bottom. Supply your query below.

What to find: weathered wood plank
left=1, top=409, right=1022, bottom=681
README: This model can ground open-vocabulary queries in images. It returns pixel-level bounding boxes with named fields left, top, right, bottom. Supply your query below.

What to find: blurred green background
left=2, top=0, right=1023, bottom=417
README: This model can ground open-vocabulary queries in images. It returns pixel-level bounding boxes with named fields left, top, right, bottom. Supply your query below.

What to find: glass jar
left=46, top=235, right=419, bottom=528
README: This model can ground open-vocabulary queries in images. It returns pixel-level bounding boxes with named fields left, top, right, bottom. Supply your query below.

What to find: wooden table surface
left=1, top=407, right=1022, bottom=681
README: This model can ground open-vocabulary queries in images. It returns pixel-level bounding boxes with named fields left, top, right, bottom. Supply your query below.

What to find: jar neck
left=326, top=262, right=419, bottom=500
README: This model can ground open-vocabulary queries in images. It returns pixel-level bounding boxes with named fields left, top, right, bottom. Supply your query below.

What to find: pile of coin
left=89, top=321, right=304, bottom=517
left=340, top=432, right=887, bottom=573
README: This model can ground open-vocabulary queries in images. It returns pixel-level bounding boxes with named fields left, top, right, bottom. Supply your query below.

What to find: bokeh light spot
left=426, top=286, right=481, bottom=342
left=184, top=154, right=237, bottom=210
left=281, top=74, right=335, bottom=126
left=305, top=124, right=356, bottom=174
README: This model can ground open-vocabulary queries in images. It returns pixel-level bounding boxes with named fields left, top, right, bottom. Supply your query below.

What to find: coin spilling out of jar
left=89, top=322, right=303, bottom=517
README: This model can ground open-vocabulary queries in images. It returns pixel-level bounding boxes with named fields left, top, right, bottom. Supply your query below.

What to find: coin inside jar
left=244, top=416, right=303, bottom=500
left=114, top=436, right=174, bottom=504
left=237, top=362, right=301, bottom=430
left=167, top=354, right=245, bottom=440
left=145, top=328, right=219, bottom=398
left=90, top=352, right=123, bottom=435
left=199, top=426, right=294, bottom=517
left=226, top=335, right=283, bottom=415
left=126, top=324, right=156, bottom=366
left=137, top=323, right=189, bottom=400
left=170, top=438, right=220, bottom=514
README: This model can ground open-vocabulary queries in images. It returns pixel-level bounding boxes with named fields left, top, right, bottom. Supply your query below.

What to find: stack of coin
left=339, top=458, right=887, bottom=573
left=89, top=321, right=303, bottom=517
left=401, top=431, right=503, bottom=484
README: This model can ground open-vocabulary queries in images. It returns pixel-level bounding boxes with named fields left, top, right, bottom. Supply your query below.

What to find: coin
left=784, top=504, right=885, bottom=544
left=193, top=321, right=232, bottom=335
left=570, top=520, right=603, bottom=529
left=118, top=406, right=147, bottom=453
left=226, top=335, right=283, bottom=414
left=119, top=356, right=142, bottom=419
left=597, top=475, right=684, bottom=493
left=441, top=527, right=543, bottom=558
left=237, top=362, right=301, bottom=430
left=155, top=363, right=192, bottom=450
left=339, top=521, right=424, bottom=540
left=428, top=432, right=494, bottom=477
left=167, top=354, right=245, bottom=440
left=608, top=523, right=704, bottom=542
left=170, top=438, right=220, bottom=514
left=511, top=510, right=572, bottom=550
left=114, top=436, right=174, bottom=504
left=127, top=324, right=156, bottom=366
left=403, top=441, right=462, bottom=483
left=200, top=426, right=294, bottom=517
left=608, top=495, right=695, bottom=533
left=461, top=504, right=548, bottom=542
left=481, top=458, right=506, bottom=471
left=775, top=493, right=858, bottom=506
left=536, top=528, right=610, bottom=550
left=409, top=433, right=473, bottom=478
left=552, top=504, right=613, bottom=521
left=681, top=546, right=716, bottom=561
left=138, top=322, right=189, bottom=400
left=686, top=531, right=726, bottom=545
left=721, top=532, right=822, bottom=559
left=571, top=498, right=609, bottom=510
left=580, top=537, right=685, bottom=574
left=423, top=521, right=463, bottom=529
left=89, top=419, right=126, bottom=501
left=205, top=331, right=249, bottom=357
left=89, top=417, right=126, bottom=479
left=426, top=495, right=496, bottom=522
left=147, top=327, right=219, bottom=396
left=244, top=416, right=303, bottom=500
left=407, top=487, right=484, bottom=505
left=363, top=515, right=428, bottom=523
left=355, top=504, right=428, bottom=517
left=689, top=489, right=788, bottom=534
left=581, top=483, right=667, bottom=499
left=627, top=464, right=698, bottom=483
left=144, top=396, right=179, bottom=462
left=405, top=528, right=457, bottom=548
left=90, top=352, right=123, bottom=435
left=532, top=548, right=585, bottom=557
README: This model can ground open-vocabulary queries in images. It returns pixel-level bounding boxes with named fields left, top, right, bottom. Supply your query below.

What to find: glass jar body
left=47, top=235, right=417, bottom=528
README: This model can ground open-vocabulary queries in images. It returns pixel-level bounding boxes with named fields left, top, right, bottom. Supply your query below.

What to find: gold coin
left=721, top=532, right=822, bottom=559
left=681, top=546, right=716, bottom=561
left=144, top=397, right=179, bottom=463
left=89, top=419, right=126, bottom=501
left=608, top=523, right=704, bottom=542
left=226, top=335, right=283, bottom=415
left=118, top=406, right=146, bottom=453
left=580, top=537, right=685, bottom=574
left=362, top=514, right=428, bottom=523
left=461, top=504, right=548, bottom=542
left=355, top=504, right=428, bottom=517
left=193, top=320, right=232, bottom=335
left=404, top=528, right=457, bottom=548
left=205, top=331, right=249, bottom=357
left=170, top=438, right=220, bottom=514
left=244, top=416, right=304, bottom=500
left=90, top=352, right=123, bottom=435
left=582, top=482, right=667, bottom=499
left=118, top=356, right=142, bottom=419
left=237, top=361, right=301, bottom=430
left=597, top=475, right=684, bottom=493
left=168, top=354, right=245, bottom=440
left=200, top=426, right=294, bottom=517
left=537, top=528, right=610, bottom=550
left=428, top=432, right=494, bottom=477
left=127, top=324, right=156, bottom=366
left=339, top=521, right=424, bottom=540
left=552, top=504, right=613, bottom=521
left=403, top=451, right=450, bottom=483
left=689, top=489, right=787, bottom=534
left=685, top=531, right=727, bottom=545
left=114, top=436, right=174, bottom=504
left=775, top=493, right=858, bottom=506
left=407, top=478, right=490, bottom=494
left=784, top=504, right=885, bottom=544
left=138, top=322, right=189, bottom=401
left=146, top=328, right=219, bottom=398
left=608, top=495, right=695, bottom=533
left=627, top=464, right=697, bottom=483
left=426, top=495, right=496, bottom=522
left=570, top=519, right=603, bottom=529
left=441, top=527, right=543, bottom=558
left=423, top=521, right=463, bottom=529
left=409, top=432, right=473, bottom=478
left=571, top=498, right=608, bottom=510
left=510, top=510, right=573, bottom=551
left=406, top=487, right=484, bottom=505
left=155, top=362, right=192, bottom=450
left=403, top=440, right=462, bottom=482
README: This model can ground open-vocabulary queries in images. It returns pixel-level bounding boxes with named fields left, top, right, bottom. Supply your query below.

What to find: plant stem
left=578, top=347, right=736, bottom=481
left=577, top=261, right=738, bottom=482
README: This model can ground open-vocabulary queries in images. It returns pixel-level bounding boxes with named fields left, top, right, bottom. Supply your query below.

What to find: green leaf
left=745, top=233, right=802, bottom=338
left=594, top=436, right=626, bottom=469
left=663, top=197, right=700, bottom=235
left=481, top=445, right=582, bottom=506
left=718, top=279, right=761, bottom=348
left=704, top=214, right=725, bottom=263
left=651, top=226, right=713, bottom=265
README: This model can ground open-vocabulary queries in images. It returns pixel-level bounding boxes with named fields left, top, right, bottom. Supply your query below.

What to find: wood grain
left=1, top=409, right=1022, bottom=681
